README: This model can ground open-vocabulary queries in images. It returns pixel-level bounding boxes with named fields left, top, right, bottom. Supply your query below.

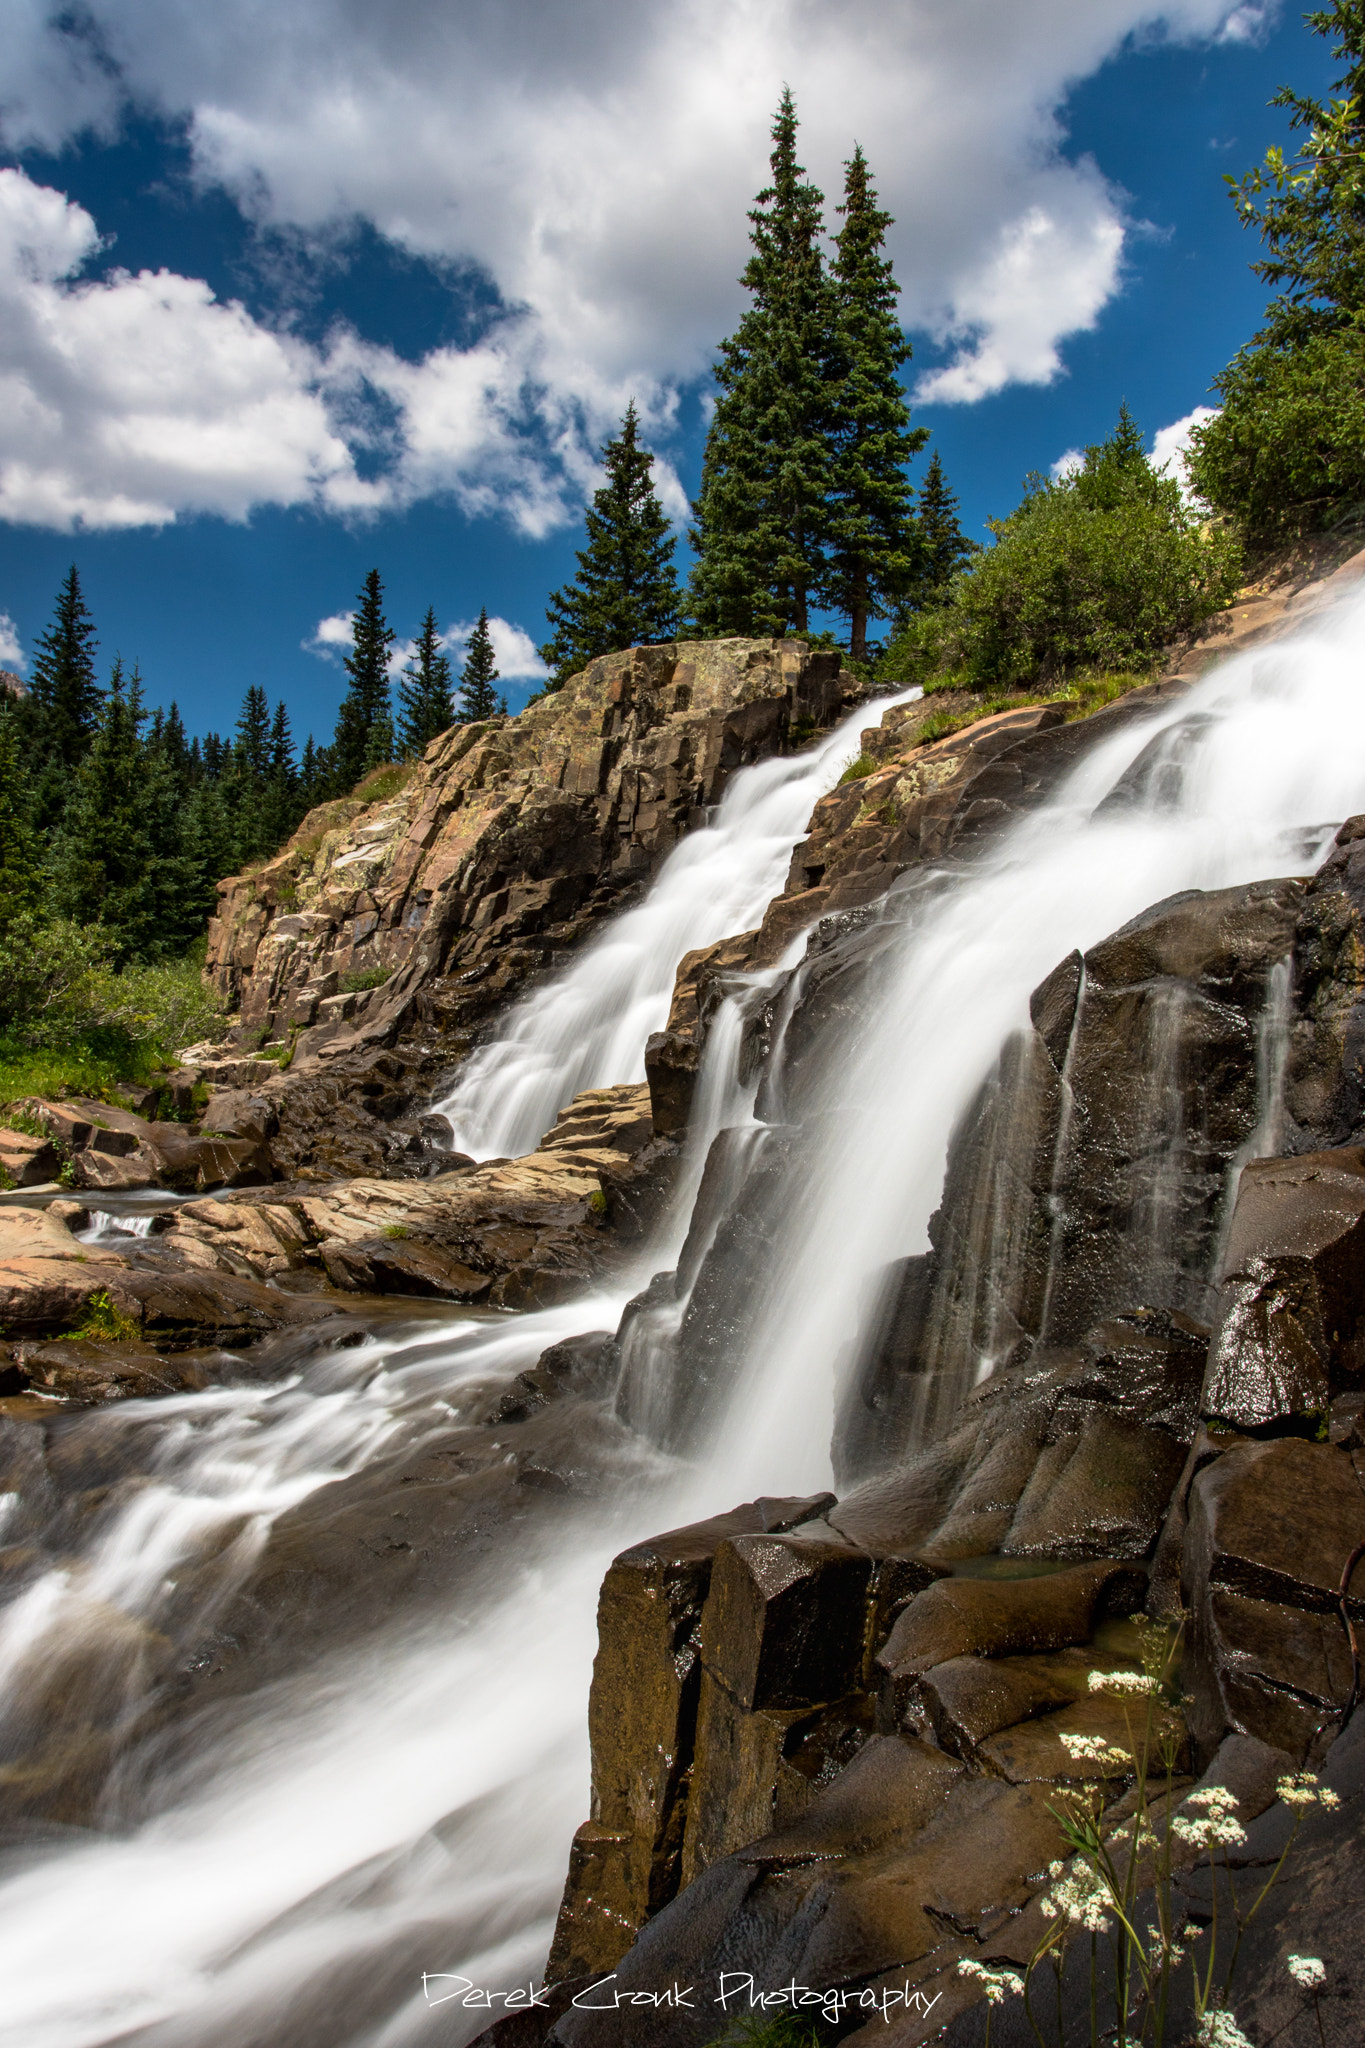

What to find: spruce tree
left=50, top=658, right=158, bottom=958
left=906, top=452, right=977, bottom=606
left=331, top=569, right=396, bottom=788
left=689, top=90, right=835, bottom=637
left=398, top=608, right=456, bottom=753
left=28, top=565, right=102, bottom=770
left=540, top=403, right=681, bottom=686
left=0, top=710, right=41, bottom=934
left=457, top=609, right=505, bottom=720
left=827, top=147, right=927, bottom=660
left=261, top=699, right=298, bottom=848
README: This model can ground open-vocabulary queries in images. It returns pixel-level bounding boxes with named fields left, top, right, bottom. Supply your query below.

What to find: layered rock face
left=206, top=639, right=858, bottom=1067
left=497, top=815, right=1365, bottom=2048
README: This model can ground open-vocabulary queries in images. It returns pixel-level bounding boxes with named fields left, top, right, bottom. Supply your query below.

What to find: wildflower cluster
left=956, top=1960, right=1024, bottom=2005
left=1286, top=1952, right=1326, bottom=1989
left=1172, top=1786, right=1248, bottom=1852
left=1088, top=1669, right=1160, bottom=1697
left=1276, top=1770, right=1340, bottom=1812
left=1196, top=2011, right=1254, bottom=2047
left=1039, top=1856, right=1112, bottom=1934
left=1059, top=1730, right=1132, bottom=1768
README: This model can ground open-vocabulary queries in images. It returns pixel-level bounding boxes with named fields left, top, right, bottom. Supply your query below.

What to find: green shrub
left=837, top=754, right=875, bottom=785
left=1187, top=322, right=1365, bottom=544
left=341, top=966, right=393, bottom=993
left=381, top=1223, right=411, bottom=1239
left=66, top=1289, right=141, bottom=1344
left=351, top=762, right=413, bottom=805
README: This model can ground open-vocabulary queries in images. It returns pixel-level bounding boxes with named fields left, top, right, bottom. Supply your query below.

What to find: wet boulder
left=1182, top=1437, right=1365, bottom=1760
left=874, top=1562, right=1146, bottom=1730
left=547, top=1493, right=835, bottom=1984
left=1203, top=1146, right=1365, bottom=1428
left=0, top=1127, right=60, bottom=1187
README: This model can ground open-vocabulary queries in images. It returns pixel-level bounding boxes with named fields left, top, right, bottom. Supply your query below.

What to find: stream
left=4, top=601, right=1365, bottom=2046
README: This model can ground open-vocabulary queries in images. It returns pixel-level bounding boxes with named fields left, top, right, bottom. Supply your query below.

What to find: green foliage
left=1188, top=6, right=1365, bottom=541
left=381, top=1223, right=411, bottom=1239
left=1187, top=317, right=1365, bottom=540
left=0, top=933, right=227, bottom=1105
left=459, top=608, right=506, bottom=721
left=66, top=1289, right=141, bottom=1344
left=837, top=753, right=875, bottom=784
left=340, top=966, right=393, bottom=993
left=350, top=762, right=412, bottom=805
left=689, top=91, right=834, bottom=638
left=825, top=146, right=928, bottom=658
left=398, top=608, right=457, bottom=755
left=24, top=565, right=102, bottom=830
left=708, top=2020, right=825, bottom=2048
left=332, top=570, right=396, bottom=788
left=947, top=410, right=1242, bottom=687
left=541, top=404, right=681, bottom=687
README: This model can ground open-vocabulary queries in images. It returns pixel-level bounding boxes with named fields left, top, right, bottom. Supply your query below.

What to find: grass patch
left=351, top=761, right=413, bottom=805
left=836, top=753, right=876, bottom=786
left=66, top=1289, right=141, bottom=1344
left=1, top=1107, right=52, bottom=1142
left=381, top=1223, right=411, bottom=1240
left=341, top=966, right=393, bottom=994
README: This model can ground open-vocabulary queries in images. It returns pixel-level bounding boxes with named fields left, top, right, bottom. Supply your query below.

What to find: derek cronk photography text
left=421, top=1973, right=946, bottom=2025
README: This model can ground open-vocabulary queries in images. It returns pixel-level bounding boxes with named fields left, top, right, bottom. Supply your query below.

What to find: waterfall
left=433, top=692, right=919, bottom=1160
left=5, top=588, right=1365, bottom=2046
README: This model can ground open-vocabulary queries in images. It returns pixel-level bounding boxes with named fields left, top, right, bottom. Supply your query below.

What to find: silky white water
left=434, top=692, right=919, bottom=1160
left=3, top=591, right=1365, bottom=2046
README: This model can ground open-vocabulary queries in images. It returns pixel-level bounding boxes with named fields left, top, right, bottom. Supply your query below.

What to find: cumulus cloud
left=1051, top=447, right=1085, bottom=481
left=442, top=617, right=548, bottom=683
left=305, top=611, right=355, bottom=658
left=1216, top=4, right=1276, bottom=44
left=0, top=610, right=25, bottom=670
left=0, top=1, right=1265, bottom=529
left=1151, top=404, right=1219, bottom=496
left=313, top=607, right=547, bottom=683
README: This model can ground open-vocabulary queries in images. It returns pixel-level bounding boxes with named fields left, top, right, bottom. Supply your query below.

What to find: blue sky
left=0, top=1, right=1333, bottom=745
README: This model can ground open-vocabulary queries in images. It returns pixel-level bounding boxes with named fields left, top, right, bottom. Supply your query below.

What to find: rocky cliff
left=206, top=638, right=860, bottom=1067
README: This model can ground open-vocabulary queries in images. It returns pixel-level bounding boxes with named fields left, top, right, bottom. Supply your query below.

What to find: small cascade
left=433, top=691, right=918, bottom=1160
left=77, top=1210, right=158, bottom=1246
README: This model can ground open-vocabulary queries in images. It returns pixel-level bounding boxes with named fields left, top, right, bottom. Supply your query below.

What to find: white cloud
left=1051, top=447, right=1085, bottom=481
left=0, top=2, right=1266, bottom=529
left=1216, top=4, right=1275, bottom=44
left=305, top=610, right=355, bottom=658
left=442, top=617, right=548, bottom=683
left=1151, top=404, right=1219, bottom=496
left=0, top=610, right=25, bottom=670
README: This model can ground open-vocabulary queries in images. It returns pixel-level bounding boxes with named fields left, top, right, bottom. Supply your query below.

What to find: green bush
left=837, top=754, right=875, bottom=785
left=1187, top=321, right=1365, bottom=544
left=0, top=925, right=227, bottom=1104
left=341, top=966, right=393, bottom=993
left=880, top=411, right=1241, bottom=696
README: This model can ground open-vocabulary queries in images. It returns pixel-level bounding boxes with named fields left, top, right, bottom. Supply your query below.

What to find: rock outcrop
left=207, top=639, right=861, bottom=1067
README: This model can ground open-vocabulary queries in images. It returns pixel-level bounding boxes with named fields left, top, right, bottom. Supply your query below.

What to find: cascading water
left=434, top=693, right=919, bottom=1160
left=5, top=590, right=1365, bottom=2047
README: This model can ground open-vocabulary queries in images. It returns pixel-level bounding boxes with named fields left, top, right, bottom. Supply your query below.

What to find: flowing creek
left=5, top=604, right=1365, bottom=2045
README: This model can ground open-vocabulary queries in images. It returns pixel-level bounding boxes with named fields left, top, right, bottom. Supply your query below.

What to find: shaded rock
left=0, top=1128, right=60, bottom=1187
left=909, top=1649, right=1095, bottom=1755
left=12, top=1339, right=211, bottom=1403
left=547, top=1493, right=836, bottom=1983
left=979, top=1692, right=1188, bottom=1784
left=1203, top=1146, right=1365, bottom=1427
left=1183, top=1437, right=1365, bottom=1761
left=68, top=1147, right=157, bottom=1191
left=875, top=1563, right=1146, bottom=1728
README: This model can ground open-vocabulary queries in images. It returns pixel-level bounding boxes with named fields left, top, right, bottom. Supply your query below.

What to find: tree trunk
left=850, top=561, right=868, bottom=663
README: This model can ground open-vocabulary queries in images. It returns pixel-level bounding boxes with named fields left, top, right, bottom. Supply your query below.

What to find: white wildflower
left=956, top=1960, right=1024, bottom=2003
left=1186, top=1785, right=1241, bottom=1814
left=1184, top=1923, right=1206, bottom=1941
left=1277, top=1770, right=1336, bottom=1809
left=1088, top=1669, right=1159, bottom=1695
left=1197, top=2010, right=1254, bottom=2047
left=1287, top=1953, right=1326, bottom=1989
left=1041, top=1860, right=1113, bottom=1934
left=1172, top=1811, right=1248, bottom=1850
left=1059, top=1731, right=1130, bottom=1766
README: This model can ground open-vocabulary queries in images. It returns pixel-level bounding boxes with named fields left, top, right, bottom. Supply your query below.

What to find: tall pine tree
left=25, top=565, right=103, bottom=833
left=540, top=403, right=681, bottom=687
left=331, top=570, right=395, bottom=789
left=905, top=451, right=977, bottom=607
left=397, top=608, right=457, bottom=753
left=689, top=91, right=835, bottom=637
left=458, top=609, right=505, bottom=720
left=827, top=147, right=927, bottom=659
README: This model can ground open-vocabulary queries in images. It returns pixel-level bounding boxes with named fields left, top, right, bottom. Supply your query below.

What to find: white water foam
left=434, top=692, right=919, bottom=1160
left=6, top=595, right=1365, bottom=2045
